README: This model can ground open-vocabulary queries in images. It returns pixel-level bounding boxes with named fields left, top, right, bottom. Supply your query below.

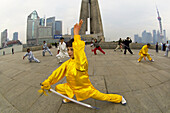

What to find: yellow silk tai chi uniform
left=42, top=35, right=122, bottom=103
left=138, top=45, right=152, bottom=62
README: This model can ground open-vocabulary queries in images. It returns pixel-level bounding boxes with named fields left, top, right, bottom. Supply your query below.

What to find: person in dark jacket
left=92, top=39, right=105, bottom=55
left=122, top=37, right=133, bottom=55
left=12, top=48, right=14, bottom=54
left=156, top=42, right=159, bottom=53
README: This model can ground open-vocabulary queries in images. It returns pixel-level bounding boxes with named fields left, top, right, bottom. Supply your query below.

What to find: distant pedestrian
left=114, top=38, right=123, bottom=52
left=137, top=43, right=154, bottom=62
left=12, top=48, right=14, bottom=54
left=42, top=41, right=53, bottom=56
left=156, top=42, right=159, bottom=53
left=23, top=48, right=40, bottom=63
left=161, top=43, right=163, bottom=51
left=3, top=51, right=5, bottom=55
left=163, top=43, right=166, bottom=51
left=92, top=38, right=105, bottom=55
left=164, top=41, right=170, bottom=57
left=122, top=37, right=133, bottom=55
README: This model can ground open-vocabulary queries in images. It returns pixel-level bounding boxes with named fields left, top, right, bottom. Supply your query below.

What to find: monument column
left=80, top=0, right=105, bottom=42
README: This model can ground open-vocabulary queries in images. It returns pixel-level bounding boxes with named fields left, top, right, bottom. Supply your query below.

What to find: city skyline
left=134, top=29, right=167, bottom=44
left=0, top=0, right=169, bottom=44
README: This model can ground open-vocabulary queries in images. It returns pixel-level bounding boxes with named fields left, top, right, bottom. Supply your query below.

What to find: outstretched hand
left=74, top=19, right=83, bottom=35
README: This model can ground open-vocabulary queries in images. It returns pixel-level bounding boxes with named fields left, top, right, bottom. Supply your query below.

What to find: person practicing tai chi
left=91, top=38, right=105, bottom=55
left=42, top=41, right=53, bottom=56
left=137, top=43, right=154, bottom=63
left=122, top=37, right=133, bottom=55
left=114, top=38, right=123, bottom=52
left=39, top=20, right=126, bottom=105
left=23, top=48, right=40, bottom=63
left=56, top=37, right=69, bottom=63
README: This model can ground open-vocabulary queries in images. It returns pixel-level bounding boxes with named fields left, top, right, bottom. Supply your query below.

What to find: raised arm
left=129, top=39, right=132, bottom=43
left=72, top=20, right=88, bottom=71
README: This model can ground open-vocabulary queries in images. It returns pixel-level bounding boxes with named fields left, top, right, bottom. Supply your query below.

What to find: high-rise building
left=142, top=30, right=147, bottom=43
left=27, top=10, right=40, bottom=45
left=157, top=30, right=161, bottom=43
left=134, top=34, right=142, bottom=43
left=153, top=30, right=157, bottom=44
left=71, top=27, right=74, bottom=36
left=13, top=32, right=18, bottom=41
left=1, top=29, right=8, bottom=48
left=38, top=26, right=52, bottom=38
left=40, top=18, right=45, bottom=26
left=46, top=17, right=55, bottom=37
left=142, top=30, right=152, bottom=43
left=147, top=32, right=152, bottom=43
left=55, top=21, right=62, bottom=35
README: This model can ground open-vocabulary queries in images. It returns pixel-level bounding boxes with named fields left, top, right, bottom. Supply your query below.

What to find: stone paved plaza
left=0, top=45, right=170, bottom=113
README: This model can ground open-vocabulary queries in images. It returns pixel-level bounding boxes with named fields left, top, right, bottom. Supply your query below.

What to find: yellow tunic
left=42, top=35, right=122, bottom=103
left=43, top=35, right=97, bottom=101
left=139, top=45, right=148, bottom=55
left=138, top=45, right=152, bottom=61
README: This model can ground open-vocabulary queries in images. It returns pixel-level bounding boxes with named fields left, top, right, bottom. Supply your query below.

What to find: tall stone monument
left=80, top=0, right=105, bottom=42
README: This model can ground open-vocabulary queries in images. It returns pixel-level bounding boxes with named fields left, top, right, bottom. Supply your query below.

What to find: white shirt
left=43, top=43, right=49, bottom=49
left=166, top=43, right=170, bottom=50
left=58, top=42, right=67, bottom=52
left=24, top=51, right=34, bottom=59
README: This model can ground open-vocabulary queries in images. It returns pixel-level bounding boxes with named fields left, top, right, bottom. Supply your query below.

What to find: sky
left=0, top=0, right=169, bottom=44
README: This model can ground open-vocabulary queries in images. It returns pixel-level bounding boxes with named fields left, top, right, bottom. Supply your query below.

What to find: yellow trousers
left=55, top=84, right=122, bottom=103
left=138, top=53, right=152, bottom=62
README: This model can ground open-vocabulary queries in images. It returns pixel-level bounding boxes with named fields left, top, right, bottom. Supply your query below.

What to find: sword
left=40, top=84, right=99, bottom=110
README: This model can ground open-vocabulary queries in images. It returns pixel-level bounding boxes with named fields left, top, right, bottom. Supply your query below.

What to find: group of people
left=114, top=37, right=133, bottom=55
left=114, top=37, right=170, bottom=62
left=39, top=20, right=127, bottom=107
left=155, top=41, right=170, bottom=57
left=114, top=37, right=154, bottom=62
left=22, top=20, right=170, bottom=108
left=23, top=38, right=70, bottom=63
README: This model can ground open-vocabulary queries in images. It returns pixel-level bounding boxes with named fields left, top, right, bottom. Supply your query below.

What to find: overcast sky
left=0, top=0, right=169, bottom=43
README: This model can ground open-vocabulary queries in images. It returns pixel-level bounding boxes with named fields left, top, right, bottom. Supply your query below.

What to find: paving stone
left=145, top=86, right=169, bottom=113
left=137, top=73, right=162, bottom=87
left=0, top=47, right=169, bottom=113
left=4, top=83, right=30, bottom=102
left=127, top=90, right=162, bottom=113
left=123, top=74, right=149, bottom=91
left=0, top=93, right=20, bottom=113
left=0, top=79, right=20, bottom=95
left=10, top=86, right=40, bottom=113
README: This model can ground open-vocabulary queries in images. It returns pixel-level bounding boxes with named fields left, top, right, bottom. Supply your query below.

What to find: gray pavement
left=0, top=46, right=169, bottom=113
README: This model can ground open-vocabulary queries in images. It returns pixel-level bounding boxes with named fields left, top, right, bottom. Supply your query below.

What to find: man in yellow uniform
left=39, top=20, right=126, bottom=105
left=137, top=43, right=154, bottom=62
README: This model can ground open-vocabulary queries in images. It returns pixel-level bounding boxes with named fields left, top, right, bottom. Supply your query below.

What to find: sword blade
left=49, top=89, right=99, bottom=109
